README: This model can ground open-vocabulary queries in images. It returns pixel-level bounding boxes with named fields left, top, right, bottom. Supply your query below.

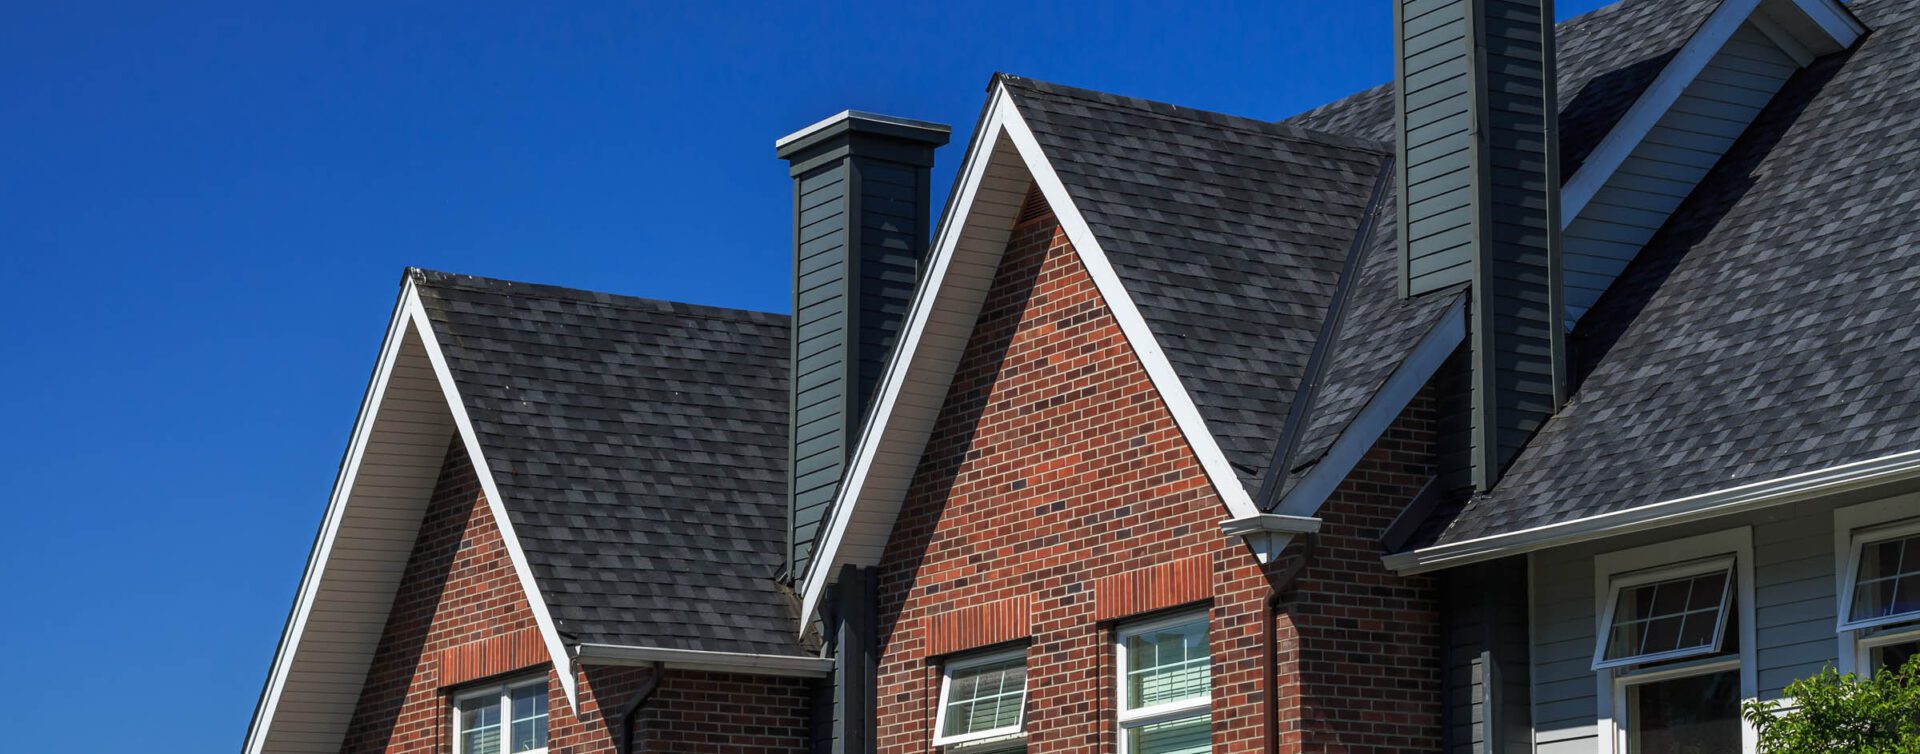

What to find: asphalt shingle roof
left=410, top=269, right=807, bottom=656
left=1001, top=77, right=1393, bottom=491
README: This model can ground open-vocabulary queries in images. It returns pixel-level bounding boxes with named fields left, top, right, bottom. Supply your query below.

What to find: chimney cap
left=775, top=110, right=950, bottom=157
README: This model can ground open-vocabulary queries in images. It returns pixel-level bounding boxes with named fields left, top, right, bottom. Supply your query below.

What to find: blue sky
left=0, top=1, right=1610, bottom=750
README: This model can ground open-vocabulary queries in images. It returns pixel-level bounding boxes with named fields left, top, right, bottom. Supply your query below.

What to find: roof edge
left=571, top=643, right=833, bottom=678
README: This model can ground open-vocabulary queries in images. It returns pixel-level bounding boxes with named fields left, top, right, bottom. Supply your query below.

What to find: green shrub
left=1743, top=662, right=1920, bottom=753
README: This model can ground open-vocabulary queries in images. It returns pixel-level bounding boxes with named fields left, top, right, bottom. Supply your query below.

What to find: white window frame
left=1834, top=496, right=1920, bottom=676
left=452, top=675, right=550, bottom=754
left=1591, top=555, right=1737, bottom=671
left=932, top=646, right=1029, bottom=748
left=1114, top=610, right=1211, bottom=754
left=1592, top=527, right=1757, bottom=754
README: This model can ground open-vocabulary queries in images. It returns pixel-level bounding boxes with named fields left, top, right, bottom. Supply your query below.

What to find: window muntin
left=1116, top=612, right=1211, bottom=754
left=1594, top=558, right=1735, bottom=670
left=1841, top=519, right=1920, bottom=632
left=933, top=648, right=1028, bottom=746
left=454, top=677, right=548, bottom=754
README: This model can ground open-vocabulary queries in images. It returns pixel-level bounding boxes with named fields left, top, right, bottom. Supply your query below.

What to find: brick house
left=246, top=1, right=1920, bottom=753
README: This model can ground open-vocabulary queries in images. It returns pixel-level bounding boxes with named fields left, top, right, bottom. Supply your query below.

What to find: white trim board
left=797, top=82, right=1259, bottom=629
left=244, top=280, right=579, bottom=754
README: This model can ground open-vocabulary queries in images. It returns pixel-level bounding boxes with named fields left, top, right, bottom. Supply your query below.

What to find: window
left=933, top=647, right=1028, bottom=748
left=1116, top=612, right=1211, bottom=754
left=454, top=676, right=548, bottom=754
left=1860, top=625, right=1920, bottom=675
left=1840, top=518, right=1920, bottom=632
left=1593, top=529, right=1754, bottom=754
left=1593, top=557, right=1736, bottom=670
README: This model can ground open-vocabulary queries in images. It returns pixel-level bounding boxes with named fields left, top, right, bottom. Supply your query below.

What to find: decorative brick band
left=924, top=595, right=1033, bottom=657
left=1093, top=555, right=1212, bottom=622
left=434, top=628, right=549, bottom=688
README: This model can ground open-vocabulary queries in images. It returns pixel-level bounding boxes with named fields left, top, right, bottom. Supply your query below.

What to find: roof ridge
left=406, top=267, right=789, bottom=325
left=996, top=73, right=1391, bottom=156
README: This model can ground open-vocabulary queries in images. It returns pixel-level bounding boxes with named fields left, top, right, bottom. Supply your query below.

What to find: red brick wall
left=869, top=201, right=1442, bottom=754
left=341, top=439, right=811, bottom=754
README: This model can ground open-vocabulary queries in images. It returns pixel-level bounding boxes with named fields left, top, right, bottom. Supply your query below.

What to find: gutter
left=1383, top=448, right=1920, bottom=574
left=571, top=643, right=836, bottom=678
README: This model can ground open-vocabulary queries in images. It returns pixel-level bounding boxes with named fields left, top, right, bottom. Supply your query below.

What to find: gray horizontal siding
left=1399, top=0, right=1477, bottom=296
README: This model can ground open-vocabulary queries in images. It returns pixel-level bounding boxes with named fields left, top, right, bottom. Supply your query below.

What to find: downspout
left=1265, top=532, right=1319, bottom=754
left=617, top=662, right=666, bottom=754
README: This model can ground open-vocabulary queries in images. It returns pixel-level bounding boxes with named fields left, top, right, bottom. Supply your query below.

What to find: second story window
left=453, top=676, right=549, bottom=754
left=1593, top=557, right=1736, bottom=670
left=1840, top=516, right=1920, bottom=675
left=934, top=647, right=1028, bottom=749
left=1116, top=612, right=1211, bottom=754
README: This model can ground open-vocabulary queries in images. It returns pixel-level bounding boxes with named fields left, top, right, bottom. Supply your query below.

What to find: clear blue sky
left=0, top=1, right=1610, bottom=750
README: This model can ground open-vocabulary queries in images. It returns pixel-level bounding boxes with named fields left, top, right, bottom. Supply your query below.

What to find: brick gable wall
left=340, top=439, right=811, bottom=754
left=870, top=198, right=1443, bottom=754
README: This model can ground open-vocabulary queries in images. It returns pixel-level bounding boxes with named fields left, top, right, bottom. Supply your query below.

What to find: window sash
left=454, top=677, right=549, bottom=754
left=1840, top=518, right=1920, bottom=632
left=932, top=648, right=1028, bottom=746
left=1592, top=557, right=1736, bottom=671
left=1115, top=612, right=1211, bottom=732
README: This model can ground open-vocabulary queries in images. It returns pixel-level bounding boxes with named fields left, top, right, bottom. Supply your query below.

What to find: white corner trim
left=1271, top=297, right=1467, bottom=519
left=571, top=643, right=836, bottom=677
left=244, top=283, right=418, bottom=754
left=799, top=83, right=1263, bottom=628
left=1386, top=448, right=1920, bottom=575
left=403, top=289, right=581, bottom=709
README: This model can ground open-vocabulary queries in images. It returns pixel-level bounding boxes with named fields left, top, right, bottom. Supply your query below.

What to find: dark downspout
left=617, top=662, right=666, bottom=754
left=1266, top=533, right=1318, bottom=754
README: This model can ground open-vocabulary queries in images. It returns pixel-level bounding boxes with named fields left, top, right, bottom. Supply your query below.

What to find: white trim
left=1590, top=556, right=1736, bottom=671
left=1269, top=297, right=1467, bottom=522
left=244, top=284, right=418, bottom=754
left=799, top=83, right=1260, bottom=627
left=932, top=646, right=1030, bottom=747
left=453, top=674, right=550, bottom=754
left=1591, top=528, right=1756, bottom=754
left=1114, top=610, right=1212, bottom=754
left=404, top=290, right=580, bottom=707
left=569, top=643, right=836, bottom=678
left=1385, top=448, right=1920, bottom=575
left=1832, top=496, right=1920, bottom=675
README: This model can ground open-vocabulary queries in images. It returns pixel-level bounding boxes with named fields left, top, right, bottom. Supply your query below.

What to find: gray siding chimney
left=776, top=112, right=949, bottom=579
left=1395, top=0, right=1566, bottom=491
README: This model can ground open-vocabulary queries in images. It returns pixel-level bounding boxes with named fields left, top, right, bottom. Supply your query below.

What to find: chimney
left=776, top=111, right=949, bottom=579
left=1395, top=0, right=1566, bottom=491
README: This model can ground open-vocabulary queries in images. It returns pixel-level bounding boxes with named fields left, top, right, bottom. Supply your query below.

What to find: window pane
left=1604, top=570, right=1731, bottom=663
left=509, top=683, right=548, bottom=752
left=1126, top=714, right=1211, bottom=754
left=941, top=657, right=1026, bottom=738
left=1626, top=670, right=1740, bottom=754
left=1874, top=640, right=1920, bottom=676
left=1853, top=534, right=1920, bottom=623
left=1125, top=618, right=1210, bottom=710
left=458, top=695, right=503, bottom=754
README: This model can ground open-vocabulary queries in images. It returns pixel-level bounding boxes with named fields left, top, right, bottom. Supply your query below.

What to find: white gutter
left=570, top=643, right=835, bottom=678
left=1384, top=448, right=1920, bottom=574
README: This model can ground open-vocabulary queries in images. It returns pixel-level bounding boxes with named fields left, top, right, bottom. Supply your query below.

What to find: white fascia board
left=244, top=282, right=417, bottom=754
left=1266, top=298, right=1467, bottom=522
left=799, top=83, right=1261, bottom=628
left=403, top=289, right=580, bottom=708
left=1560, top=0, right=1860, bottom=226
left=571, top=643, right=835, bottom=677
left=1384, top=447, right=1920, bottom=575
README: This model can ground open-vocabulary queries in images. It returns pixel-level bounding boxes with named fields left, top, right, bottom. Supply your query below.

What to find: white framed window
left=1834, top=498, right=1920, bottom=677
left=1591, top=557, right=1736, bottom=670
left=1592, top=528, right=1756, bottom=754
left=932, top=647, right=1029, bottom=748
left=1115, top=611, right=1211, bottom=754
left=453, top=676, right=549, bottom=754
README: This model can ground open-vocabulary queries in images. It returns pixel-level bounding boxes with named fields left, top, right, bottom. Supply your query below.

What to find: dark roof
left=1428, top=0, right=1920, bottom=545
left=409, top=269, right=808, bottom=656
left=1000, top=76, right=1394, bottom=491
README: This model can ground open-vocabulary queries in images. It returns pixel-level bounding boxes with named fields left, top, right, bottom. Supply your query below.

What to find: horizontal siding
left=1563, top=22, right=1797, bottom=323
left=1399, top=0, right=1476, bottom=297
left=789, top=162, right=852, bottom=579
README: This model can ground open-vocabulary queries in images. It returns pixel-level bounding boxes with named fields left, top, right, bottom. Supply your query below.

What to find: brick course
left=870, top=198, right=1443, bottom=754
left=340, top=439, right=811, bottom=754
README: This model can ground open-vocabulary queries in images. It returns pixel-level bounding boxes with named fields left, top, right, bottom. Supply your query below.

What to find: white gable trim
left=245, top=281, right=577, bottom=754
left=798, top=83, right=1259, bottom=627
left=1559, top=0, right=1861, bottom=226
